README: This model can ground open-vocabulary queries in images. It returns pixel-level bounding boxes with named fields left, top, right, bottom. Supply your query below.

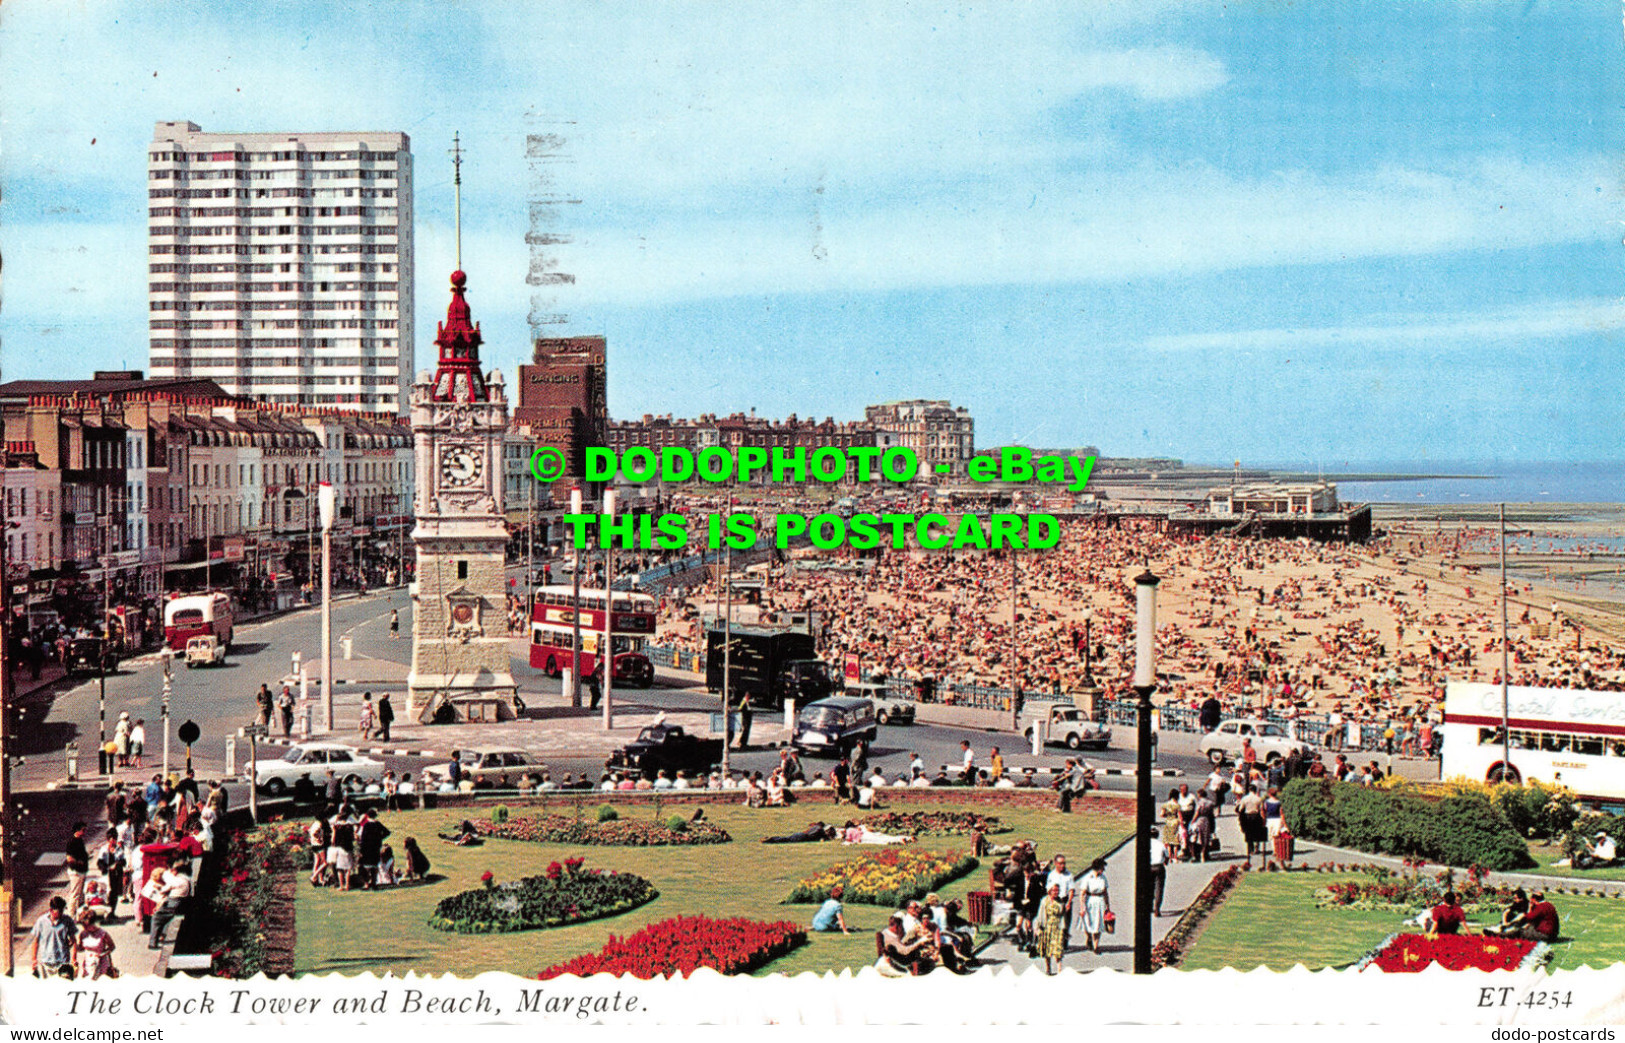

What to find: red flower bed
left=538, top=915, right=806, bottom=979
left=1368, top=933, right=1535, bottom=973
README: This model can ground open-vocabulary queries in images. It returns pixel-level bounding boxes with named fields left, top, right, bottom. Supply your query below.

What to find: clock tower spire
left=405, top=138, right=517, bottom=720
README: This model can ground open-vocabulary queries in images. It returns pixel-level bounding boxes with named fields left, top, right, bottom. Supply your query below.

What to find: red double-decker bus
left=529, top=586, right=656, bottom=687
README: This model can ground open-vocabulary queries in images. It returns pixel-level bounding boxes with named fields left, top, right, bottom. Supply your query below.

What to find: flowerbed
left=538, top=915, right=806, bottom=979
left=206, top=827, right=302, bottom=977
left=859, top=811, right=1008, bottom=837
left=1357, top=932, right=1551, bottom=973
left=1151, top=865, right=1243, bottom=969
left=428, top=861, right=657, bottom=933
left=1316, top=863, right=1521, bottom=914
left=475, top=814, right=731, bottom=847
left=785, top=848, right=977, bottom=906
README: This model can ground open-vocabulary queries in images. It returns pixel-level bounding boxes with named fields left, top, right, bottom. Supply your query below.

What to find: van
left=792, top=696, right=878, bottom=756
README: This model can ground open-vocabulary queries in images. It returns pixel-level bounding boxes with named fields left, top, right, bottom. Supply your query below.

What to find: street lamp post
left=1132, top=568, right=1161, bottom=976
left=601, top=489, right=616, bottom=730
left=570, top=487, right=582, bottom=708
left=319, top=482, right=336, bottom=732
left=161, top=648, right=173, bottom=778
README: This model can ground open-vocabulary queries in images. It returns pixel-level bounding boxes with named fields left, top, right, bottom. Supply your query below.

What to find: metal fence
left=638, top=643, right=1393, bottom=752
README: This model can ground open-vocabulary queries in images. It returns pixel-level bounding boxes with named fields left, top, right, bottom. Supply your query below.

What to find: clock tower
left=406, top=268, right=518, bottom=719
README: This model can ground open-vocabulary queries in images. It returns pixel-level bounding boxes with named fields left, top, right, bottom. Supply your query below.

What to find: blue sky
left=2, top=1, right=1621, bottom=463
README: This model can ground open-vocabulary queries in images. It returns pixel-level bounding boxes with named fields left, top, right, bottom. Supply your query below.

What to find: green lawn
left=1183, top=872, right=1625, bottom=972
left=1525, top=841, right=1625, bottom=882
left=294, top=799, right=1131, bottom=977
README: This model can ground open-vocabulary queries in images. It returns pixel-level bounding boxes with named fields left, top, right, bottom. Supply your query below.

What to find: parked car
left=606, top=724, right=724, bottom=780
left=184, top=634, right=227, bottom=668
left=792, top=696, right=879, bottom=755
left=63, top=637, right=117, bottom=678
left=1020, top=703, right=1112, bottom=751
left=844, top=681, right=916, bottom=726
left=1198, top=718, right=1307, bottom=766
left=425, top=747, right=544, bottom=789
left=251, top=742, right=386, bottom=795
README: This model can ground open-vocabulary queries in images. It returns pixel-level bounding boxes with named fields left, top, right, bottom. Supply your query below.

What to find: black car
left=64, top=637, right=117, bottom=678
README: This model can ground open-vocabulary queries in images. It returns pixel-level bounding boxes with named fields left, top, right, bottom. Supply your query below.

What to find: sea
left=1252, top=459, right=1625, bottom=506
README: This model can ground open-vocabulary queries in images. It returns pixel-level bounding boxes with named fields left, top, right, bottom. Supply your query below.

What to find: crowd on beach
left=654, top=517, right=1625, bottom=740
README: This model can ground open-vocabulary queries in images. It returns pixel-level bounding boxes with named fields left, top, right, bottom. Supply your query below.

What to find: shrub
left=429, top=863, right=656, bottom=934
left=665, top=815, right=689, bottom=833
left=491, top=804, right=511, bottom=825
left=1282, top=779, right=1534, bottom=871
left=597, top=804, right=620, bottom=823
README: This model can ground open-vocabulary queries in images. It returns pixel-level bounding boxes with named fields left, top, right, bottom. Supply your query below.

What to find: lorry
left=1021, top=702, right=1113, bottom=751
left=606, top=724, right=726, bottom=780
left=705, top=625, right=836, bottom=710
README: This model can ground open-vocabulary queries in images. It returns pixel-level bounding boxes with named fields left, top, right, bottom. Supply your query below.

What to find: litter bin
left=1273, top=826, right=1295, bottom=865
left=99, top=746, right=112, bottom=776
left=967, top=890, right=993, bottom=926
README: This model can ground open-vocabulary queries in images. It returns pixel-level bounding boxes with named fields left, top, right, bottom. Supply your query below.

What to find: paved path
left=977, top=807, right=1254, bottom=974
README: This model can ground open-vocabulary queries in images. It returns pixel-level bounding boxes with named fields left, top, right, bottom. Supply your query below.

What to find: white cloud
left=1143, top=298, right=1625, bottom=353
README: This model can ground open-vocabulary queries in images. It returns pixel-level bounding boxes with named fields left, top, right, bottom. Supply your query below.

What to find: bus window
left=1575, top=736, right=1605, bottom=757
left=1612, top=741, right=1625, bottom=758
left=1478, top=727, right=1500, bottom=746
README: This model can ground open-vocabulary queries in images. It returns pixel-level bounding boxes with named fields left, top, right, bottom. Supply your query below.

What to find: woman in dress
left=1076, top=858, right=1111, bottom=954
left=328, top=807, right=356, bottom=892
left=375, top=844, right=397, bottom=887
left=1262, top=786, right=1285, bottom=844
left=1190, top=789, right=1217, bottom=863
left=308, top=815, right=331, bottom=886
left=1160, top=788, right=1185, bottom=863
left=74, top=911, right=116, bottom=980
left=1034, top=883, right=1068, bottom=975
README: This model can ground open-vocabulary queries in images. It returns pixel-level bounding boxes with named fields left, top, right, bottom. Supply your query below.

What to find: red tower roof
left=431, top=270, right=487, bottom=402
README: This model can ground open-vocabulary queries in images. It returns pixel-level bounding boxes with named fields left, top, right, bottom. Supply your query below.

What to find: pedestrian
left=277, top=685, right=295, bottom=738
left=357, top=693, right=375, bottom=741
left=376, top=692, right=394, bottom=742
left=850, top=739, right=869, bottom=785
left=73, top=910, right=116, bottom=980
left=831, top=755, right=851, bottom=804
left=28, top=897, right=77, bottom=978
left=355, top=809, right=389, bottom=890
left=1148, top=827, right=1168, bottom=916
left=959, top=740, right=975, bottom=784
left=128, top=719, right=145, bottom=769
left=323, top=768, right=342, bottom=806
left=64, top=822, right=89, bottom=917
left=389, top=609, right=400, bottom=639
left=104, top=781, right=126, bottom=828
left=113, top=713, right=131, bottom=768
left=587, top=661, right=603, bottom=710
left=147, top=864, right=192, bottom=949
left=308, top=814, right=332, bottom=887
left=1035, top=883, right=1068, bottom=975
left=990, top=746, right=1004, bottom=783
left=1076, top=857, right=1112, bottom=954
left=95, top=828, right=125, bottom=920
left=256, top=684, right=274, bottom=728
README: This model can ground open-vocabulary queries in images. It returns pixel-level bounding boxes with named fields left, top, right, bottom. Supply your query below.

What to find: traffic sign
left=177, top=720, right=200, bottom=745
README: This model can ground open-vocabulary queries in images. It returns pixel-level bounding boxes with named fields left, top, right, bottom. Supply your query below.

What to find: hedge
left=1282, top=778, right=1535, bottom=871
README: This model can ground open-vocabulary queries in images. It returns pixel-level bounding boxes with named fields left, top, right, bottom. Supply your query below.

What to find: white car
left=1198, top=718, right=1306, bottom=766
left=251, top=742, right=386, bottom=795
left=424, top=747, right=544, bottom=789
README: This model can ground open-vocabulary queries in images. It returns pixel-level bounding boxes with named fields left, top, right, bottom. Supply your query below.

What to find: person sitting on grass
left=400, top=837, right=431, bottom=882
left=1502, top=890, right=1561, bottom=942
left=1430, top=891, right=1465, bottom=935
left=441, top=820, right=482, bottom=846
left=811, top=884, right=851, bottom=934
left=1577, top=830, right=1617, bottom=870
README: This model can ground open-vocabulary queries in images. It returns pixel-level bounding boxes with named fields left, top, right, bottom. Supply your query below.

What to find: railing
left=638, top=641, right=1402, bottom=751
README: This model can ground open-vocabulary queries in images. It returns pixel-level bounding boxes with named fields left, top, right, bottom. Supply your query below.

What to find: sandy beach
left=656, top=503, right=1625, bottom=728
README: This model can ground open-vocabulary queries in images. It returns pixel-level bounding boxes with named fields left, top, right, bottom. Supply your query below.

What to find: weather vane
left=449, top=131, right=465, bottom=270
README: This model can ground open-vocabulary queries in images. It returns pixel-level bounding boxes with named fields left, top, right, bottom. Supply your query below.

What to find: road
left=15, top=572, right=1214, bottom=799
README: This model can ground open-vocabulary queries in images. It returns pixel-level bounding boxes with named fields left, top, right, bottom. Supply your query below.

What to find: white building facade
left=147, top=122, right=414, bottom=415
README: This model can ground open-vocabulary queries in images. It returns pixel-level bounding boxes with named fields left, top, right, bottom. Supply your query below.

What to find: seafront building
left=146, top=122, right=413, bottom=415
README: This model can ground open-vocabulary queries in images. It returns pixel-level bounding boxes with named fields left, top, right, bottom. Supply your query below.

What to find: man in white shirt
left=959, top=741, right=976, bottom=784
left=1149, top=827, right=1169, bottom=916
left=909, top=752, right=925, bottom=779
left=1582, top=831, right=1618, bottom=869
left=148, top=866, right=193, bottom=949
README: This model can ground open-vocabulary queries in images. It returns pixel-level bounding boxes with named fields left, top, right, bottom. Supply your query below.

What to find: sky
left=2, top=1, right=1622, bottom=464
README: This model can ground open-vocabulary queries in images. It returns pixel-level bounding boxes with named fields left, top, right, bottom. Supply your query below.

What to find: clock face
left=439, top=445, right=484, bottom=488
